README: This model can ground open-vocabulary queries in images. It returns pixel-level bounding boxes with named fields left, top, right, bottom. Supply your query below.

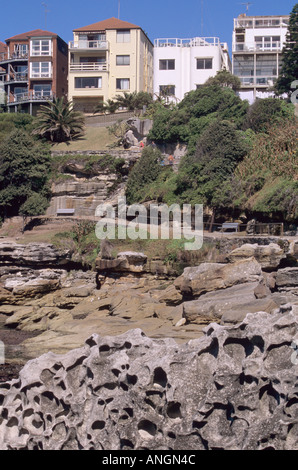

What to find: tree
left=0, top=130, right=51, bottom=219
left=174, top=120, right=249, bottom=224
left=204, top=69, right=241, bottom=91
left=94, top=99, right=119, bottom=115
left=19, top=193, right=50, bottom=232
left=243, top=97, right=294, bottom=133
left=125, top=147, right=162, bottom=204
left=114, top=91, right=153, bottom=114
left=275, top=3, right=298, bottom=96
left=32, top=97, right=85, bottom=143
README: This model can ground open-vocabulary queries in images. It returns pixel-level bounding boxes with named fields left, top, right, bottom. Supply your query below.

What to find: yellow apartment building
left=68, top=17, right=154, bottom=113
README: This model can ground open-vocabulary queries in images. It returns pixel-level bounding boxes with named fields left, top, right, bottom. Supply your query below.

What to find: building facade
left=68, top=18, right=154, bottom=113
left=153, top=37, right=231, bottom=102
left=0, top=29, right=68, bottom=114
left=232, top=14, right=289, bottom=103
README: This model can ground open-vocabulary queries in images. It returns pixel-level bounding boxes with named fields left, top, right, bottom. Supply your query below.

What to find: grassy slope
left=51, top=127, right=118, bottom=152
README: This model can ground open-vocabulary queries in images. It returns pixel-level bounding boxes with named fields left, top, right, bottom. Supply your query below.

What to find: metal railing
left=10, top=91, right=54, bottom=104
left=238, top=76, right=277, bottom=86
left=154, top=37, right=223, bottom=48
left=0, top=52, right=29, bottom=62
left=69, top=40, right=109, bottom=50
left=234, top=17, right=289, bottom=29
left=233, top=42, right=283, bottom=52
left=6, top=72, right=28, bottom=83
left=69, top=63, right=108, bottom=72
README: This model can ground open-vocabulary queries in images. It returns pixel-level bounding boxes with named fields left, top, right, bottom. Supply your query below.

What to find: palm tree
left=93, top=99, right=119, bottom=115
left=33, top=97, right=85, bottom=143
left=114, top=91, right=137, bottom=111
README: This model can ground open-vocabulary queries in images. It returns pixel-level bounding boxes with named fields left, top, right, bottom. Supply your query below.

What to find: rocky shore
left=0, top=234, right=297, bottom=449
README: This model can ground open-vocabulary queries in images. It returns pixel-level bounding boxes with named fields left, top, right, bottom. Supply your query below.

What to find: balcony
left=239, top=76, right=276, bottom=87
left=69, top=63, right=108, bottom=72
left=233, top=42, right=283, bottom=53
left=5, top=72, right=28, bottom=84
left=69, top=40, right=109, bottom=51
left=154, top=37, right=222, bottom=48
left=9, top=91, right=54, bottom=105
left=0, top=52, right=29, bottom=64
left=234, top=17, right=289, bottom=29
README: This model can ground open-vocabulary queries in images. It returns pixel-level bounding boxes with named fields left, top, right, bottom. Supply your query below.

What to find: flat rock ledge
left=1, top=305, right=298, bottom=450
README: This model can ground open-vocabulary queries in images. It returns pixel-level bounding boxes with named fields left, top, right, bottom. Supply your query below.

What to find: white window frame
left=116, top=55, right=130, bottom=66
left=196, top=58, right=213, bottom=70
left=117, top=30, right=131, bottom=43
left=30, top=39, right=52, bottom=56
left=74, top=77, right=102, bottom=89
left=30, top=62, right=52, bottom=78
left=159, top=59, right=175, bottom=70
left=116, top=78, right=130, bottom=90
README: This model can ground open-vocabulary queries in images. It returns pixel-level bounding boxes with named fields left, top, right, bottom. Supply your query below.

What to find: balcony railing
left=6, top=72, right=28, bottom=83
left=154, top=37, right=222, bottom=48
left=239, top=76, right=277, bottom=87
left=9, top=91, right=54, bottom=104
left=0, top=52, right=29, bottom=63
left=69, top=63, right=108, bottom=72
left=69, top=40, right=109, bottom=50
left=234, top=17, right=289, bottom=29
left=233, top=42, right=283, bottom=53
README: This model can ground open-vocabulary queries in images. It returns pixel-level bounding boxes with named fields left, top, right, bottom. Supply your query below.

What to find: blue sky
left=0, top=0, right=295, bottom=52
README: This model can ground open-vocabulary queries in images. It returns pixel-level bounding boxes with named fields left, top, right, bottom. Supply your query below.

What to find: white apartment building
left=153, top=37, right=231, bottom=102
left=232, top=14, right=289, bottom=103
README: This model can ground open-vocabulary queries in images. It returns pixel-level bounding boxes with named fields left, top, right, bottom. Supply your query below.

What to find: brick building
left=0, top=29, right=68, bottom=114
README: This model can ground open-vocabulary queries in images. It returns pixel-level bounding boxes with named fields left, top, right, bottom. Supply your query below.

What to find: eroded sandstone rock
left=227, top=243, right=286, bottom=269
left=1, top=307, right=298, bottom=450
left=174, top=259, right=262, bottom=298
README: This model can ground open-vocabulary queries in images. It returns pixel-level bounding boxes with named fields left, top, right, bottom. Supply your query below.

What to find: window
left=30, top=62, right=52, bottom=78
left=75, top=77, right=102, bottom=88
left=14, top=44, right=28, bottom=57
left=116, top=55, right=130, bottom=66
left=117, top=30, right=131, bottom=43
left=159, top=59, right=175, bottom=70
left=196, top=58, right=213, bottom=69
left=116, top=78, right=130, bottom=90
left=159, top=85, right=175, bottom=96
left=31, top=39, right=51, bottom=56
left=33, top=84, right=52, bottom=97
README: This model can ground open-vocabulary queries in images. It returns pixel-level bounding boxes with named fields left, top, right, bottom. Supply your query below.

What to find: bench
left=57, top=209, right=75, bottom=217
left=221, top=222, right=239, bottom=232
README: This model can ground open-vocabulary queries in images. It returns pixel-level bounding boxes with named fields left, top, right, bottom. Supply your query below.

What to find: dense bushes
left=0, top=130, right=51, bottom=220
left=127, top=84, right=297, bottom=223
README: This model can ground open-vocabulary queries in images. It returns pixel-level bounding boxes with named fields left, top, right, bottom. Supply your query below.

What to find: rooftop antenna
left=201, top=0, right=204, bottom=36
left=241, top=2, right=252, bottom=13
left=42, top=2, right=50, bottom=29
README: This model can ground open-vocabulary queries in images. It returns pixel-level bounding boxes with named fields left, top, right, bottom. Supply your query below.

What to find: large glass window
left=116, top=55, right=130, bottom=66
left=117, top=30, right=131, bottom=43
left=31, top=39, right=51, bottom=56
left=74, top=77, right=102, bottom=88
left=30, top=62, right=52, bottom=78
left=116, top=78, right=130, bottom=90
left=233, top=55, right=254, bottom=77
left=196, top=58, right=213, bottom=69
left=33, top=84, right=52, bottom=97
left=159, top=59, right=175, bottom=70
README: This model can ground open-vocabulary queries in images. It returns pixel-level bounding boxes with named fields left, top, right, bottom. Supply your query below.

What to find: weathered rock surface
left=96, top=252, right=148, bottom=274
left=0, top=242, right=71, bottom=267
left=182, top=282, right=279, bottom=325
left=227, top=243, right=286, bottom=269
left=1, top=307, right=298, bottom=450
left=276, top=267, right=298, bottom=288
left=174, top=259, right=262, bottom=297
